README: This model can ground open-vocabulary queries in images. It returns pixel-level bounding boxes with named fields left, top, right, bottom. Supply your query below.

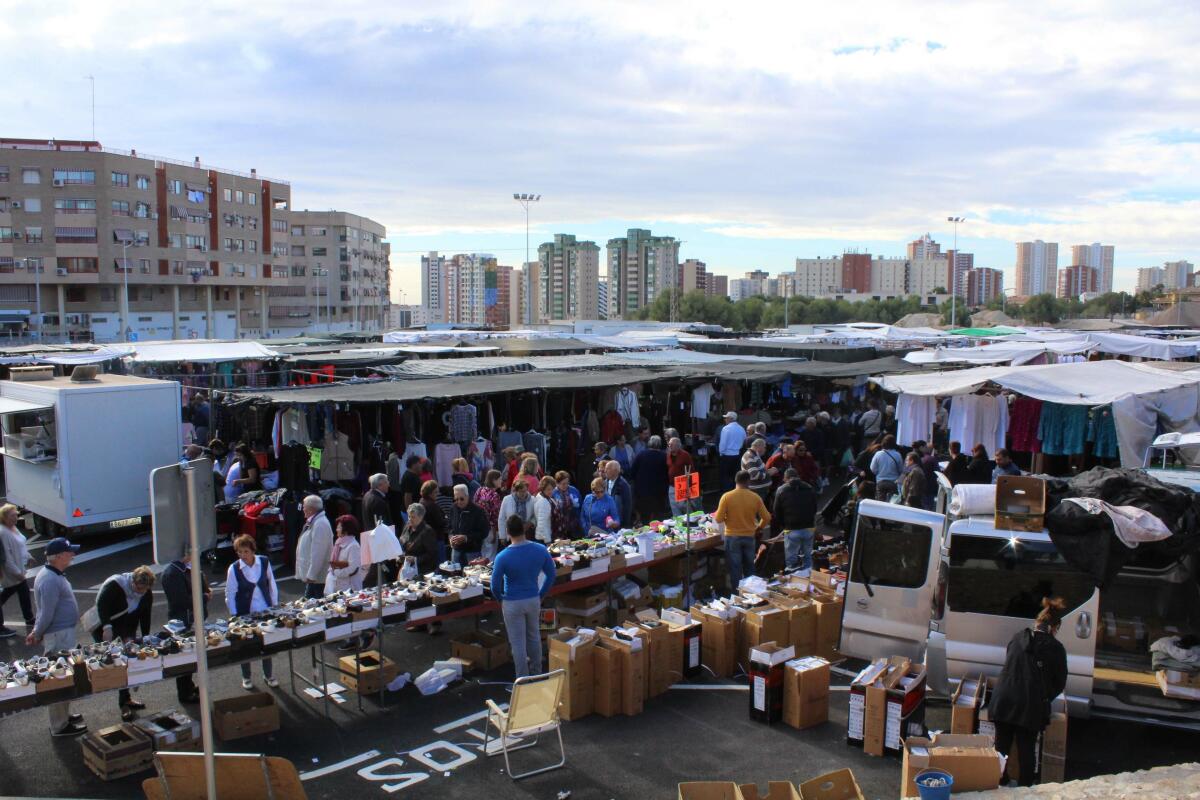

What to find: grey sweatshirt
left=33, top=565, right=78, bottom=638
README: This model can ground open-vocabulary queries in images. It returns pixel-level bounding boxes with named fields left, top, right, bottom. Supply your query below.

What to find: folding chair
left=482, top=669, right=566, bottom=780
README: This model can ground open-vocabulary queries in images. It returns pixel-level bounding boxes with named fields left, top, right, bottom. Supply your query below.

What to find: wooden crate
left=81, top=723, right=155, bottom=781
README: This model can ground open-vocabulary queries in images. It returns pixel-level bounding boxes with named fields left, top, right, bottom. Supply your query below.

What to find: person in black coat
left=771, top=469, right=818, bottom=574
left=964, top=443, right=994, bottom=485
left=161, top=554, right=210, bottom=704
left=449, top=485, right=489, bottom=565
left=91, top=567, right=155, bottom=720
left=987, top=597, right=1069, bottom=786
left=362, top=473, right=393, bottom=528
left=942, top=441, right=970, bottom=486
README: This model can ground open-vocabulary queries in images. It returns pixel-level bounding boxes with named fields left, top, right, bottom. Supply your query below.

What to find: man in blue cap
left=27, top=538, right=86, bottom=736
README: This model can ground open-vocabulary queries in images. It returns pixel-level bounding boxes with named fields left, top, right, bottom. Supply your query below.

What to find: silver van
left=839, top=489, right=1200, bottom=729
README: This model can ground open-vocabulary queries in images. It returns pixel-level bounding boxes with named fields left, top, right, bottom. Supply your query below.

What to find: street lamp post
left=947, top=216, right=965, bottom=326
left=121, top=238, right=132, bottom=342
left=513, top=193, right=540, bottom=324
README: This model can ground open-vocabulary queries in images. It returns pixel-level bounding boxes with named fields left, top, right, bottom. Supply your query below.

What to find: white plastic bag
left=363, top=521, right=402, bottom=565
left=400, top=556, right=418, bottom=582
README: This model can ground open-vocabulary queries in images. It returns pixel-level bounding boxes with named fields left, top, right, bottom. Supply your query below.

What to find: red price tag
left=689, top=472, right=701, bottom=500
left=674, top=474, right=689, bottom=503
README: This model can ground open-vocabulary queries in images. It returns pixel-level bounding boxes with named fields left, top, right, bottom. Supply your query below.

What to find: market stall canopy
left=126, top=340, right=282, bottom=363
left=946, top=326, right=1025, bottom=337
left=684, top=338, right=878, bottom=362
left=0, top=344, right=134, bottom=365
left=1004, top=330, right=1197, bottom=360
left=904, top=337, right=1093, bottom=366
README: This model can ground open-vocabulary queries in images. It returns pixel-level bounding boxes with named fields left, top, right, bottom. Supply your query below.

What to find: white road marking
left=669, top=684, right=749, bottom=691
left=299, top=750, right=382, bottom=781
left=433, top=707, right=497, bottom=734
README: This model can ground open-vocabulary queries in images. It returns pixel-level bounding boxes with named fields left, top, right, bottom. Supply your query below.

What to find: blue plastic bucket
left=914, top=769, right=954, bottom=800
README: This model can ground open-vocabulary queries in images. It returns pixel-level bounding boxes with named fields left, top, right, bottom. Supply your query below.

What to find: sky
left=3, top=1, right=1200, bottom=298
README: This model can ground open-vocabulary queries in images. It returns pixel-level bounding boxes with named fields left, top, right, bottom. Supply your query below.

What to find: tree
left=939, top=301, right=972, bottom=327
left=1019, top=293, right=1063, bottom=324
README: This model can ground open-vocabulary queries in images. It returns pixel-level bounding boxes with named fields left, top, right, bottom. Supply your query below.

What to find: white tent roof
left=126, top=340, right=282, bottom=363
left=1004, top=331, right=1196, bottom=360
left=873, top=360, right=1200, bottom=405
left=904, top=338, right=1094, bottom=366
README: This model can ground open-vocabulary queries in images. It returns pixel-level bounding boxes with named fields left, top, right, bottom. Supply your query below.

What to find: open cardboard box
left=798, top=769, right=864, bottom=800
left=901, top=733, right=1002, bottom=798
left=994, top=475, right=1045, bottom=532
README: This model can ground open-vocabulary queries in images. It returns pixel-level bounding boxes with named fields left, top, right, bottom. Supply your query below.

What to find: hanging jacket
left=987, top=628, right=1068, bottom=731
left=600, top=410, right=624, bottom=444
left=320, top=431, right=355, bottom=482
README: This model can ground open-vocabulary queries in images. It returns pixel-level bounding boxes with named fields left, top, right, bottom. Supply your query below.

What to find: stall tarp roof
left=127, top=340, right=282, bottom=363
left=379, top=350, right=796, bottom=379
left=1004, top=331, right=1197, bottom=360
left=873, top=360, right=1200, bottom=405
left=684, top=338, right=879, bottom=362
left=0, top=344, right=134, bottom=365
left=946, top=326, right=1024, bottom=337
left=903, top=338, right=1093, bottom=366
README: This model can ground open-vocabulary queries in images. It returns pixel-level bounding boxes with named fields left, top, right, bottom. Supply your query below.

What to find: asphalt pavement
left=2, top=525, right=1200, bottom=799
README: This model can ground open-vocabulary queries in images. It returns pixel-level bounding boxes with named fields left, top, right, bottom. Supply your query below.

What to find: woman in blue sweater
left=580, top=477, right=621, bottom=533
left=491, top=517, right=557, bottom=678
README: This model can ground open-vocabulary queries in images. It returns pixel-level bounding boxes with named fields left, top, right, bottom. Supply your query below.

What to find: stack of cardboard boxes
left=748, top=643, right=795, bottom=724
left=677, top=769, right=865, bottom=800
left=977, top=685, right=1069, bottom=784
left=846, top=656, right=927, bottom=757
left=900, top=733, right=1003, bottom=797
left=782, top=656, right=830, bottom=730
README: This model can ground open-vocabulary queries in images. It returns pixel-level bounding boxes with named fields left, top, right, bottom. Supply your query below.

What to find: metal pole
left=183, top=463, right=217, bottom=800
left=33, top=259, right=41, bottom=341
left=951, top=219, right=957, bottom=327
left=122, top=240, right=130, bottom=341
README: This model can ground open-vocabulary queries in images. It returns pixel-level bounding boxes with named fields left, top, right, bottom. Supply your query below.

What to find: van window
left=850, top=517, right=932, bottom=589
left=948, top=535, right=1094, bottom=619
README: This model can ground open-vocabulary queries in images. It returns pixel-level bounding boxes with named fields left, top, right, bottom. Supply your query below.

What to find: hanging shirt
left=616, top=388, right=641, bottom=428
left=448, top=404, right=478, bottom=442
left=896, top=394, right=937, bottom=447
left=1038, top=403, right=1088, bottom=456
left=948, top=395, right=1008, bottom=457
left=434, top=442, right=463, bottom=486
left=1009, top=397, right=1044, bottom=453
left=691, top=383, right=717, bottom=419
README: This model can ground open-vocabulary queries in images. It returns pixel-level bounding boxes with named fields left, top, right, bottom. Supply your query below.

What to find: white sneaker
left=265, top=677, right=279, bottom=689
left=797, top=568, right=812, bottom=578
left=241, top=678, right=254, bottom=691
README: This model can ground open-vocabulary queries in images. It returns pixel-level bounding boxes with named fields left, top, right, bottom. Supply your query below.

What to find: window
left=0, top=227, right=13, bottom=242
left=66, top=287, right=86, bottom=302
left=291, top=245, right=305, bottom=256
left=114, top=257, right=132, bottom=273
left=312, top=247, right=327, bottom=257
left=248, top=192, right=256, bottom=206
left=54, top=198, right=96, bottom=213
left=136, top=174, right=150, bottom=190
left=339, top=247, right=349, bottom=261
left=272, top=243, right=288, bottom=257
left=111, top=200, right=130, bottom=216
left=167, top=179, right=182, bottom=194
left=272, top=219, right=287, bottom=233
left=247, top=216, right=258, bottom=230
left=54, top=226, right=98, bottom=243
left=25, top=226, right=42, bottom=243
left=0, top=166, right=8, bottom=182
left=99, top=288, right=115, bottom=302
left=23, top=257, right=42, bottom=273
left=309, top=226, right=327, bottom=237
left=0, top=257, right=14, bottom=273
left=223, top=237, right=233, bottom=252
left=234, top=190, right=244, bottom=203
left=138, top=316, right=152, bottom=322
left=134, top=230, right=150, bottom=246
left=947, top=536, right=1095, bottom=619
left=169, top=233, right=184, bottom=248
left=185, top=234, right=207, bottom=250
left=139, top=259, right=151, bottom=274
left=134, top=201, right=151, bottom=218
left=52, top=169, right=95, bottom=185
left=186, top=188, right=205, bottom=203
left=850, top=516, right=932, bottom=589
left=248, top=240, right=257, bottom=253
left=271, top=265, right=287, bottom=278
left=223, top=188, right=232, bottom=202
left=22, top=197, right=40, bottom=213
left=291, top=265, right=306, bottom=277
left=111, top=171, right=129, bottom=187
left=22, top=168, right=40, bottom=184
left=291, top=225, right=304, bottom=236
left=228, top=263, right=245, bottom=277
left=57, top=257, right=99, bottom=274
left=186, top=210, right=208, bottom=224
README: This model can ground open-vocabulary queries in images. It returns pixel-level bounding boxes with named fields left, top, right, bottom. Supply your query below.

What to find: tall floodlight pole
left=513, top=193, right=540, bottom=324
left=947, top=216, right=965, bottom=326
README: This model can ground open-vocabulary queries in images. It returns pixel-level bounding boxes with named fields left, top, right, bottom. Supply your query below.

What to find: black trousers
left=719, top=455, right=740, bottom=492
left=175, top=674, right=196, bottom=702
left=0, top=580, right=34, bottom=625
left=994, top=720, right=1039, bottom=786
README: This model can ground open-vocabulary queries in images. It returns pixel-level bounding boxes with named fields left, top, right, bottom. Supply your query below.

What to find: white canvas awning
left=127, top=340, right=282, bottom=363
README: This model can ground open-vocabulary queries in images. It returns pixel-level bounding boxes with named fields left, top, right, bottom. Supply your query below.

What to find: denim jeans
left=43, top=627, right=77, bottom=731
left=502, top=596, right=543, bottom=679
left=724, top=535, right=757, bottom=590
left=451, top=549, right=480, bottom=567
left=668, top=489, right=690, bottom=518
left=785, top=528, right=814, bottom=571
left=240, top=658, right=273, bottom=681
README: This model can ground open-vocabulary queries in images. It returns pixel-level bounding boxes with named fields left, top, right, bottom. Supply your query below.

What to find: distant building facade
left=1071, top=243, right=1115, bottom=294
left=1015, top=240, right=1059, bottom=297
left=965, top=267, right=1003, bottom=306
left=605, top=228, right=679, bottom=318
left=1057, top=264, right=1098, bottom=298
left=536, top=234, right=599, bottom=322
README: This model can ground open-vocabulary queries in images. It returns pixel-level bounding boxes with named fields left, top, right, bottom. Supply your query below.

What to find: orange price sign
left=674, top=474, right=690, bottom=503
left=688, top=472, right=701, bottom=500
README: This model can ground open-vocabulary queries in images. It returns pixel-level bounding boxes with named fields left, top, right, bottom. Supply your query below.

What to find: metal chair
left=483, top=669, right=566, bottom=780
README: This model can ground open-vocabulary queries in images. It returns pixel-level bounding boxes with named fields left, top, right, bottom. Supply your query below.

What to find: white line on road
left=299, top=750, right=382, bottom=781
left=433, top=708, right=493, bottom=734
left=669, top=684, right=749, bottom=691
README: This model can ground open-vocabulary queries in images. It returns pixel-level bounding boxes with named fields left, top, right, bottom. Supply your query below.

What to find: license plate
left=109, top=517, right=141, bottom=529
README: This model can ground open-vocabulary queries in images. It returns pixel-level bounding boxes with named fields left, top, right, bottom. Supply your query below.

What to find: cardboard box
left=81, top=723, right=155, bottom=781
left=994, top=474, right=1045, bottom=532
left=811, top=591, right=843, bottom=662
left=749, top=643, right=794, bottom=725
left=547, top=630, right=596, bottom=721
left=798, top=769, right=865, bottom=800
left=34, top=670, right=76, bottom=702
left=739, top=606, right=789, bottom=673
left=678, top=782, right=745, bottom=800
left=635, top=613, right=673, bottom=698
left=133, top=709, right=201, bottom=751
left=770, top=594, right=817, bottom=657
left=901, top=734, right=1002, bottom=798
left=86, top=662, right=129, bottom=693
left=696, top=607, right=736, bottom=678
left=739, top=782, right=801, bottom=800
left=597, top=629, right=645, bottom=716
left=450, top=630, right=511, bottom=672
left=783, top=656, right=830, bottom=730
left=593, top=638, right=623, bottom=718
left=1040, top=710, right=1068, bottom=782
left=557, top=609, right=608, bottom=630
left=557, top=588, right=608, bottom=617
left=1156, top=669, right=1200, bottom=700
left=977, top=705, right=995, bottom=741
left=846, top=658, right=890, bottom=749
left=212, top=692, right=280, bottom=741
left=951, top=675, right=986, bottom=734
left=885, top=661, right=927, bottom=755
left=339, top=650, right=400, bottom=695
left=1101, top=612, right=1148, bottom=653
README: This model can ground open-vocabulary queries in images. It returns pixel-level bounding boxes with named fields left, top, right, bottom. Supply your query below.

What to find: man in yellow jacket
left=714, top=470, right=772, bottom=590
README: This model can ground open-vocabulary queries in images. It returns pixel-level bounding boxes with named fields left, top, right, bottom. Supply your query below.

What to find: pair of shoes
left=427, top=623, right=442, bottom=636
left=336, top=639, right=358, bottom=652
left=121, top=706, right=136, bottom=722
left=265, top=677, right=279, bottom=689
left=125, top=699, right=147, bottom=711
left=241, top=678, right=254, bottom=691
left=68, top=713, right=83, bottom=724
left=797, top=568, right=812, bottom=578
left=52, top=721, right=88, bottom=737
left=0, top=626, right=16, bottom=639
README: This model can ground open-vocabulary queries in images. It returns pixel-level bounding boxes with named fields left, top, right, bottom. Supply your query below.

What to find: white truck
left=839, top=470, right=1200, bottom=730
left=0, top=370, right=182, bottom=537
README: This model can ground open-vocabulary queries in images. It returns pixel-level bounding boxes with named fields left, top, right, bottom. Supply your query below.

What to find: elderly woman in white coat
left=532, top=475, right=558, bottom=544
left=497, top=478, right=536, bottom=551
left=324, top=515, right=363, bottom=594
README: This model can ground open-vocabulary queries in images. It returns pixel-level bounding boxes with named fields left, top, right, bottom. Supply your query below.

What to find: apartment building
left=793, top=257, right=843, bottom=296
left=1015, top=240, right=1059, bottom=297
left=1057, top=264, right=1098, bottom=299
left=420, top=251, right=447, bottom=324
left=1137, top=266, right=1165, bottom=292
left=597, top=277, right=608, bottom=319
left=1164, top=260, right=1194, bottom=291
left=945, top=250, right=973, bottom=296
left=907, top=233, right=942, bottom=261
left=680, top=258, right=707, bottom=294
left=965, top=267, right=1003, bottom=306
left=0, top=138, right=387, bottom=341
left=536, top=234, right=600, bottom=322
left=1071, top=243, right=1115, bottom=294
left=287, top=211, right=389, bottom=332
left=707, top=273, right=728, bottom=299
left=605, top=228, right=679, bottom=318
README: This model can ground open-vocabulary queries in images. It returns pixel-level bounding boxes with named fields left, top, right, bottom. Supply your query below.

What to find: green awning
left=947, top=326, right=1024, bottom=337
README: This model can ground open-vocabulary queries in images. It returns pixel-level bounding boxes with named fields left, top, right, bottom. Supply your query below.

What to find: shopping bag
left=480, top=534, right=497, bottom=561
left=363, top=521, right=402, bottom=565
left=400, top=556, right=419, bottom=582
